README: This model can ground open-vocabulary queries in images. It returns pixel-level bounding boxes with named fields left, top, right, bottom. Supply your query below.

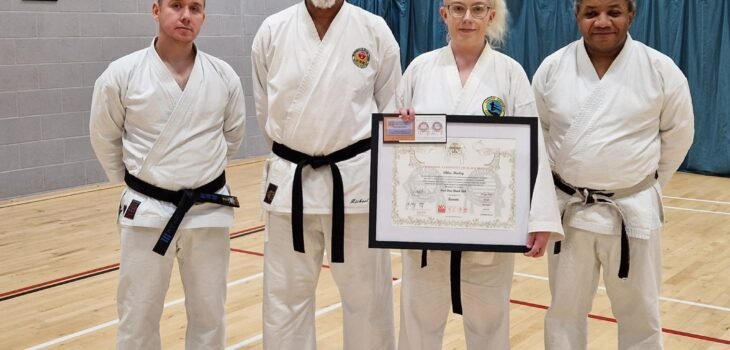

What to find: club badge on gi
left=482, top=96, right=506, bottom=117
left=352, top=48, right=371, bottom=68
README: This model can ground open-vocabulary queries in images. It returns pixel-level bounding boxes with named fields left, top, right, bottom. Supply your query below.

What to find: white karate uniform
left=532, top=35, right=694, bottom=350
left=90, top=39, right=246, bottom=350
left=395, top=43, right=564, bottom=350
left=251, top=2, right=401, bottom=349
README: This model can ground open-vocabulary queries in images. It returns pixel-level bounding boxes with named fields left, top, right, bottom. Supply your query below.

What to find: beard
left=310, top=0, right=337, bottom=9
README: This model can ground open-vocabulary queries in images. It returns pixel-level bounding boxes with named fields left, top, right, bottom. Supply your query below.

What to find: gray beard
left=311, top=0, right=336, bottom=9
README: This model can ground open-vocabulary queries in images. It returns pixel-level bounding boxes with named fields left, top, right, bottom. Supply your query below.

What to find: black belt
left=551, top=172, right=656, bottom=279
left=272, top=138, right=371, bottom=263
left=420, top=250, right=464, bottom=314
left=124, top=170, right=239, bottom=255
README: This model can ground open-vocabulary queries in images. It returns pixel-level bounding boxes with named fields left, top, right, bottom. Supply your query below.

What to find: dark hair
left=157, top=0, right=206, bottom=6
left=574, top=0, right=636, bottom=13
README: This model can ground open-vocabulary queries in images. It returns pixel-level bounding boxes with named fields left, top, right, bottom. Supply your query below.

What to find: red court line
left=231, top=248, right=263, bottom=257
left=510, top=299, right=729, bottom=344
left=0, top=263, right=120, bottom=300
left=662, top=328, right=730, bottom=345
left=231, top=225, right=265, bottom=239
left=509, top=299, right=548, bottom=310
left=0, top=226, right=265, bottom=302
left=230, top=248, right=730, bottom=346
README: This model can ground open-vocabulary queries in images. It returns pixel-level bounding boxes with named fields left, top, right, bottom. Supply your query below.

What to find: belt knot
left=307, top=156, right=331, bottom=169
left=577, top=187, right=613, bottom=205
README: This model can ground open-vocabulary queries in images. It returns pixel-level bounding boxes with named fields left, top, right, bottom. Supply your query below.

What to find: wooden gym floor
left=1, top=158, right=729, bottom=349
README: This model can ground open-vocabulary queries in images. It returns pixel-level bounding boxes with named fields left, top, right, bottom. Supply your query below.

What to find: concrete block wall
left=0, top=0, right=300, bottom=200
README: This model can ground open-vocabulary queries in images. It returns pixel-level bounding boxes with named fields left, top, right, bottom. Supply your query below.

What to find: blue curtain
left=351, top=0, right=730, bottom=176
left=350, top=0, right=447, bottom=68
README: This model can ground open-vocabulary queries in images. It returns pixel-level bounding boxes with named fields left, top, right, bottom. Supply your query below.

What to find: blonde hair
left=443, top=0, right=509, bottom=47
left=487, top=0, right=508, bottom=47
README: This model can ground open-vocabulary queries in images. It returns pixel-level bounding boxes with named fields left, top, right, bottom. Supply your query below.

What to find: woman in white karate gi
left=395, top=1, right=564, bottom=349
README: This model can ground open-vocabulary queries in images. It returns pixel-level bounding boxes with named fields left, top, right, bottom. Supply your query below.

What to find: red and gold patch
left=352, top=48, right=371, bottom=68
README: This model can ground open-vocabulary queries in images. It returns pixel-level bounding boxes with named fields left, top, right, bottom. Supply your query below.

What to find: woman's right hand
left=398, top=107, right=415, bottom=123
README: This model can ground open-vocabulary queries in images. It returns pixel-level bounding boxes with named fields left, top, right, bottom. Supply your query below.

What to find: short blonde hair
left=443, top=0, right=509, bottom=47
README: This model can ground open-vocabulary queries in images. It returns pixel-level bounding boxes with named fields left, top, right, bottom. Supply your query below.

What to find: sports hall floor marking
left=513, top=272, right=730, bottom=313
left=11, top=195, right=730, bottom=348
left=23, top=247, right=730, bottom=349
left=0, top=226, right=264, bottom=302
left=3, top=189, right=728, bottom=300
left=225, top=279, right=404, bottom=350
left=663, top=195, right=730, bottom=205
left=664, top=206, right=730, bottom=216
left=25, top=271, right=265, bottom=350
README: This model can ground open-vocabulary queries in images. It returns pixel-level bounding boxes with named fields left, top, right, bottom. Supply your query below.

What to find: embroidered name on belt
left=124, top=200, right=141, bottom=219
left=352, top=48, right=371, bottom=68
left=264, top=183, right=278, bottom=204
left=482, top=96, right=506, bottom=117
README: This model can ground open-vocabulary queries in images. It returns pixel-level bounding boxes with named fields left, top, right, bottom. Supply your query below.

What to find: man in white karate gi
left=251, top=0, right=401, bottom=349
left=89, top=0, right=246, bottom=348
left=532, top=0, right=694, bottom=349
left=395, top=1, right=563, bottom=349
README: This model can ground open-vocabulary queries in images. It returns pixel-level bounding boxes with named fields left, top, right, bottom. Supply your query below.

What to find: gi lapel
left=457, top=44, right=492, bottom=115
left=441, top=45, right=463, bottom=114
left=282, top=3, right=350, bottom=141
left=445, top=43, right=493, bottom=115
left=137, top=45, right=204, bottom=178
left=555, top=37, right=634, bottom=168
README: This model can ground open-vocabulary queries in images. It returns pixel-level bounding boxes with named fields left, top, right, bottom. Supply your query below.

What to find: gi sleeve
left=223, top=68, right=246, bottom=160
left=531, top=65, right=552, bottom=152
left=394, top=62, right=416, bottom=110
left=657, top=79, right=694, bottom=189
left=373, top=21, right=402, bottom=113
left=251, top=23, right=274, bottom=149
left=89, top=69, right=126, bottom=183
left=513, top=64, right=564, bottom=240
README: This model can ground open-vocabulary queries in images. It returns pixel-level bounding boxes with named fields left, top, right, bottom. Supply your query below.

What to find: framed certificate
left=369, top=114, right=538, bottom=252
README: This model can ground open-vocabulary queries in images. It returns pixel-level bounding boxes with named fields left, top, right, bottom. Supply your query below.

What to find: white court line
left=226, top=279, right=403, bottom=350
left=25, top=273, right=264, bottom=350
left=664, top=196, right=730, bottom=206
left=221, top=300, right=353, bottom=349
left=514, top=272, right=730, bottom=312
left=27, top=244, right=729, bottom=349
left=664, top=206, right=730, bottom=216
left=25, top=320, right=119, bottom=350
left=399, top=255, right=730, bottom=312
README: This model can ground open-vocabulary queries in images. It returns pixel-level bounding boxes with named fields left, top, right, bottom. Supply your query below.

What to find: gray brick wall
left=0, top=0, right=300, bottom=200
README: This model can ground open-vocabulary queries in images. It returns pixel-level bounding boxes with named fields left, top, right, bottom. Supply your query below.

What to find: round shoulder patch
left=352, top=48, right=371, bottom=69
left=482, top=96, right=506, bottom=117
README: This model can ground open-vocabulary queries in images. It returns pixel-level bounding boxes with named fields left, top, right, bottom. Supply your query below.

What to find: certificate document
left=392, top=138, right=516, bottom=230
left=369, top=114, right=538, bottom=252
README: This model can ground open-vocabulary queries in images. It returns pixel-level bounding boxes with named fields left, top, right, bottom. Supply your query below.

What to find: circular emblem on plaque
left=418, top=121, right=430, bottom=133
left=482, top=96, right=506, bottom=117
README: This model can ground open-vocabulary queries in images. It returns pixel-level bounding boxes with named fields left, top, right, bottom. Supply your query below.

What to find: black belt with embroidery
left=124, top=170, right=239, bottom=256
left=272, top=138, right=371, bottom=263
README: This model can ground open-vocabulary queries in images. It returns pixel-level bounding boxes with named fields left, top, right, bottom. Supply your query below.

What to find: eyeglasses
left=445, top=3, right=492, bottom=19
